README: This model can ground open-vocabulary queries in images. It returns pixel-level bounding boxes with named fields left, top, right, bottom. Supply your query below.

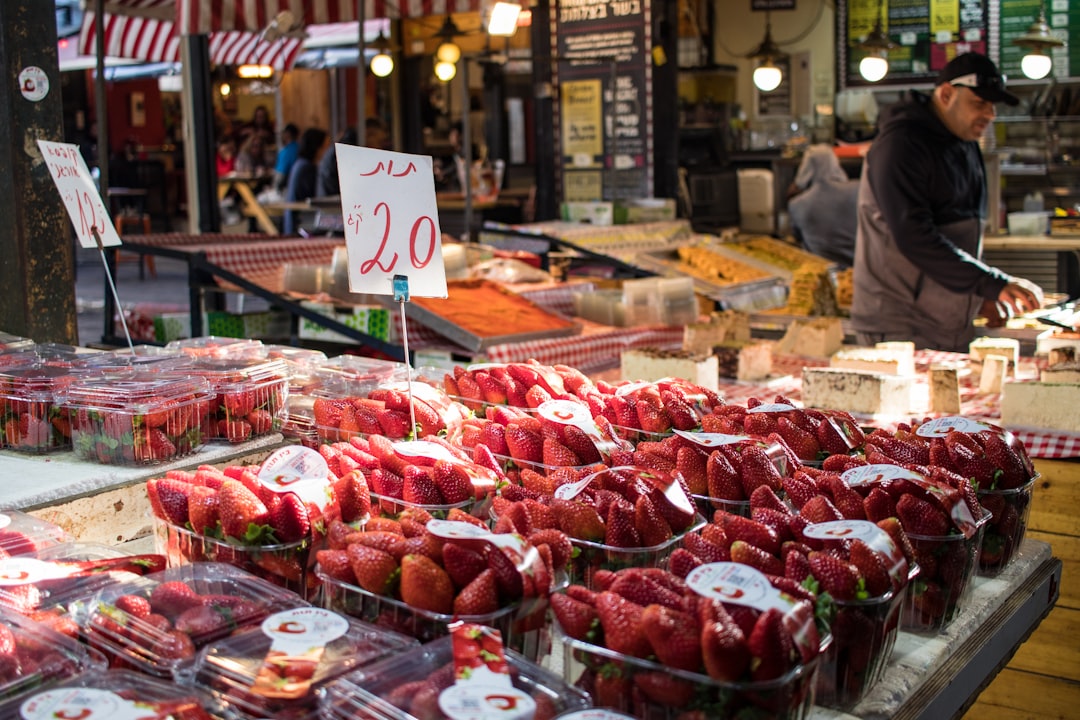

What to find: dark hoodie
left=850, top=90, right=1010, bottom=351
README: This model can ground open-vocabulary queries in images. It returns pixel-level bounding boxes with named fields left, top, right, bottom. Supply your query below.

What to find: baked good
left=1041, top=362, right=1080, bottom=383
left=969, top=337, right=1020, bottom=372
left=774, top=317, right=843, bottom=357
left=683, top=311, right=751, bottom=354
left=1001, top=381, right=1080, bottom=432
left=929, top=365, right=961, bottom=414
left=978, top=356, right=1009, bottom=394
left=802, top=368, right=913, bottom=416
left=713, top=340, right=773, bottom=381
left=621, top=349, right=719, bottom=392
left=830, top=345, right=914, bottom=376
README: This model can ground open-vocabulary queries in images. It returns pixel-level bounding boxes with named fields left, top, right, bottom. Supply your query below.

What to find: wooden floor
left=962, top=458, right=1080, bottom=720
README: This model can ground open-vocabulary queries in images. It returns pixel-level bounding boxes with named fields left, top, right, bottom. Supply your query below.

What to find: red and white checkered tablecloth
left=167, top=238, right=345, bottom=293
left=123, top=233, right=289, bottom=248
left=519, top=283, right=595, bottom=317
left=483, top=325, right=684, bottom=373
left=717, top=350, right=1080, bottom=460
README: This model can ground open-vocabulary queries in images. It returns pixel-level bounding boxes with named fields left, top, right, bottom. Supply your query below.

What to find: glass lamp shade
left=753, top=63, right=782, bottom=92
left=436, top=42, right=461, bottom=64
left=371, top=53, right=394, bottom=77
left=434, top=60, right=457, bottom=82
left=1021, top=52, right=1053, bottom=80
left=859, top=54, right=889, bottom=82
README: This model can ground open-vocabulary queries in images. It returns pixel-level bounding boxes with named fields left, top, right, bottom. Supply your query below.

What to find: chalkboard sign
left=553, top=0, right=654, bottom=201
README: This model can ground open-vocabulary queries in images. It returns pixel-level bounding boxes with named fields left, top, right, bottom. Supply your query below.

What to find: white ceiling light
left=487, top=2, right=522, bottom=37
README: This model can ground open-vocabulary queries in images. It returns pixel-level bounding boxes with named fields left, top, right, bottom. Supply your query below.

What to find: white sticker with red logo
left=438, top=684, right=536, bottom=720
left=915, top=416, right=993, bottom=438
left=553, top=472, right=597, bottom=501
left=465, top=363, right=507, bottom=373
left=0, top=558, right=71, bottom=586
left=746, top=403, right=796, bottom=414
left=0, top=514, right=12, bottom=531
left=20, top=688, right=144, bottom=720
left=686, top=562, right=792, bottom=613
left=257, top=446, right=332, bottom=512
left=804, top=520, right=909, bottom=589
left=427, top=520, right=529, bottom=556
left=538, top=399, right=627, bottom=460
left=841, top=464, right=925, bottom=488
left=261, top=607, right=349, bottom=656
left=394, top=440, right=460, bottom=463
left=614, top=381, right=653, bottom=397
left=674, top=430, right=750, bottom=447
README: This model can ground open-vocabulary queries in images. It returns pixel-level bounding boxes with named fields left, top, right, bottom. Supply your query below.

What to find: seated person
left=284, top=128, right=328, bottom=235
left=787, top=144, right=859, bottom=267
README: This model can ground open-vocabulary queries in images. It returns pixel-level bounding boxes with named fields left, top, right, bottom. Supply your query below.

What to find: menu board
left=840, top=0, right=989, bottom=88
left=999, top=0, right=1075, bottom=80
left=553, top=0, right=654, bottom=201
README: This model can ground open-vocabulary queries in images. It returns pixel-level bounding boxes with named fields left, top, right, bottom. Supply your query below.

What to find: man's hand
left=997, top=277, right=1044, bottom=318
left=979, top=298, right=1008, bottom=328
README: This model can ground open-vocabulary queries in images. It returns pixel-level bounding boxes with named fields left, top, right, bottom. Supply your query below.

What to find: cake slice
left=929, top=365, right=961, bottom=414
left=774, top=317, right=844, bottom=358
left=713, top=340, right=773, bottom=382
left=802, top=368, right=913, bottom=416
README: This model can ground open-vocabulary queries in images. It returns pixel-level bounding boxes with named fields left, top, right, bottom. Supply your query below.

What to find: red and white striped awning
left=80, top=0, right=481, bottom=69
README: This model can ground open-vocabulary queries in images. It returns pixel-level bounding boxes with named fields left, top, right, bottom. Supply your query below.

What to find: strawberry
left=661, top=390, right=700, bottom=432
left=668, top=547, right=703, bottom=578
left=135, top=429, right=177, bottom=462
left=542, top=438, right=582, bottom=468
left=743, top=412, right=778, bottom=436
left=808, top=552, right=860, bottom=601
left=432, top=460, right=473, bottom=504
left=347, top=544, right=401, bottom=596
left=634, top=672, right=695, bottom=708
left=784, top=549, right=812, bottom=584
left=609, top=571, right=683, bottom=610
left=747, top=607, right=796, bottom=681
left=799, top=495, right=844, bottom=525
left=333, top=471, right=372, bottom=524
left=639, top=603, right=701, bottom=672
left=849, top=539, right=892, bottom=597
left=402, top=468, right=443, bottom=505
left=246, top=409, right=274, bottom=435
left=636, top=397, right=672, bottom=434
left=896, top=494, right=949, bottom=537
left=605, top=500, right=641, bottom=548
left=173, top=605, right=230, bottom=636
left=504, top=423, right=543, bottom=464
left=486, top=547, right=524, bottom=600
left=453, top=568, right=500, bottom=616
left=675, top=446, right=708, bottom=496
left=592, top=668, right=632, bottom=711
left=739, top=446, right=783, bottom=497
left=749, top=485, right=790, bottom=516
left=682, top=532, right=730, bottom=564
left=270, top=492, right=310, bottom=543
left=820, top=474, right=867, bottom=521
left=218, top=419, right=252, bottom=443
left=369, top=468, right=405, bottom=500
left=863, top=487, right=897, bottom=523
left=776, top=417, right=820, bottom=461
left=474, top=371, right=508, bottom=404
left=187, top=486, right=220, bottom=536
left=595, top=591, right=652, bottom=658
left=634, top=494, right=673, bottom=547
left=478, top=422, right=511, bottom=457
left=316, top=549, right=357, bottom=584
left=721, top=514, right=780, bottom=556
left=551, top=499, right=605, bottom=542
left=149, top=581, right=202, bottom=617
left=114, top=594, right=152, bottom=619
left=217, top=480, right=270, bottom=541
left=377, top=409, right=413, bottom=439
left=527, top=528, right=572, bottom=568
left=551, top=592, right=599, bottom=641
left=702, top=613, right=750, bottom=682
left=153, top=629, right=196, bottom=660
left=979, top=431, right=1028, bottom=490
left=442, top=542, right=488, bottom=589
left=399, top=554, right=454, bottom=614
left=154, top=479, right=192, bottom=526
left=730, top=540, right=784, bottom=576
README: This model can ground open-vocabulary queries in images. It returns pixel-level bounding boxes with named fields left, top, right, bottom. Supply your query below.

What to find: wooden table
left=218, top=173, right=278, bottom=235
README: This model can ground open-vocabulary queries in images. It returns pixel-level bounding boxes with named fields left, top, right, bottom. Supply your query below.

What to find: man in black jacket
left=851, top=53, right=1043, bottom=351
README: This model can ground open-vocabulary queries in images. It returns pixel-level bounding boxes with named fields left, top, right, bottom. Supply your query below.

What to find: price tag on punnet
left=36, top=140, right=121, bottom=248
left=257, top=446, right=334, bottom=512
left=803, top=519, right=911, bottom=591
left=537, top=399, right=631, bottom=463
left=686, top=562, right=820, bottom=663
left=336, top=145, right=447, bottom=299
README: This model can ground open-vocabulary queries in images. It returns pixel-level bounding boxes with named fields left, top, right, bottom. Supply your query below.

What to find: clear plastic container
left=60, top=373, right=214, bottom=465
left=901, top=514, right=990, bottom=633
left=369, top=492, right=488, bottom=521
left=0, top=669, right=216, bottom=720
left=72, top=347, right=185, bottom=374
left=165, top=336, right=267, bottom=359
left=74, top=563, right=309, bottom=679
left=191, top=609, right=417, bottom=720
left=977, top=475, right=1038, bottom=575
left=0, top=607, right=107, bottom=707
left=0, top=511, right=72, bottom=558
left=0, top=333, right=33, bottom=355
left=0, top=364, right=79, bottom=453
left=263, top=345, right=328, bottom=394
left=556, top=627, right=822, bottom=720
left=692, top=494, right=751, bottom=519
left=312, top=356, right=410, bottom=397
left=153, top=517, right=320, bottom=600
left=322, top=634, right=590, bottom=720
left=162, top=357, right=290, bottom=442
left=566, top=515, right=707, bottom=589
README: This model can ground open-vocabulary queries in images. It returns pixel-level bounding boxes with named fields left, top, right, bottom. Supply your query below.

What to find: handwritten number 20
left=358, top=201, right=436, bottom=275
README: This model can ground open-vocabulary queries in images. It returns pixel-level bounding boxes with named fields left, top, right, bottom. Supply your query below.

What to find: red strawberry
left=333, top=471, right=372, bottom=524
left=153, top=629, right=196, bottom=660
left=675, top=446, right=709, bottom=496
left=474, top=371, right=508, bottom=404
left=114, top=594, right=152, bottom=619
left=149, top=581, right=202, bottom=617
left=246, top=409, right=274, bottom=435
left=173, top=604, right=231, bottom=636
left=896, top=494, right=949, bottom=537
left=551, top=592, right=599, bottom=641
left=369, top=468, right=405, bottom=500
left=634, top=494, right=673, bottom=547
left=316, top=549, right=357, bottom=585
left=442, top=542, right=488, bottom=590
left=799, top=495, right=844, bottom=525
left=721, top=514, right=780, bottom=556
left=739, top=446, right=783, bottom=496
left=486, top=547, right=524, bottom=600
left=605, top=500, right=642, bottom=548
left=609, top=571, right=683, bottom=611
left=784, top=549, right=812, bottom=584
left=743, top=412, right=778, bottom=436
left=849, top=539, right=892, bottom=597
left=551, top=499, right=605, bottom=542
left=542, top=437, right=582, bottom=467
left=376, top=409, right=413, bottom=439
left=979, top=431, right=1028, bottom=490
left=217, top=480, right=270, bottom=540
left=749, top=485, right=790, bottom=516
left=402, top=467, right=443, bottom=505
left=747, top=607, right=795, bottom=681
left=820, top=474, right=867, bottom=521
left=218, top=419, right=252, bottom=443
left=682, top=532, right=730, bottom=564
left=636, top=397, right=672, bottom=434
left=808, top=552, right=860, bottom=601
left=863, top=487, right=897, bottom=523
left=270, top=492, right=310, bottom=543
left=595, top=591, right=651, bottom=658
left=634, top=672, right=695, bottom=708
left=776, top=417, right=820, bottom=461
left=154, top=479, right=192, bottom=526
left=399, top=554, right=454, bottom=614
left=431, top=461, right=473, bottom=504
left=527, top=528, right=573, bottom=568
left=730, top=540, right=784, bottom=576
left=702, top=613, right=750, bottom=682
left=453, top=568, right=500, bottom=616
left=504, top=423, right=543, bottom=464
left=669, top=547, right=704, bottom=578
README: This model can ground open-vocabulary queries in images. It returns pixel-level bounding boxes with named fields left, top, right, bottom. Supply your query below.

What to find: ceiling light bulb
left=371, top=53, right=394, bottom=77
left=436, top=42, right=461, bottom=64
left=219, top=82, right=231, bottom=97
left=487, top=2, right=522, bottom=36
left=435, top=60, right=457, bottom=82
left=753, top=63, right=782, bottom=92
left=1021, top=52, right=1053, bottom=80
left=859, top=54, right=889, bottom=82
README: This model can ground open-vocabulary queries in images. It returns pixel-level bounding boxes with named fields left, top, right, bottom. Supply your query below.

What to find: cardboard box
left=205, top=311, right=291, bottom=339
left=298, top=301, right=391, bottom=344
left=153, top=313, right=193, bottom=343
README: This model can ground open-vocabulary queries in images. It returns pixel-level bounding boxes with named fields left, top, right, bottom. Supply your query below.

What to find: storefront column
left=0, top=0, right=77, bottom=343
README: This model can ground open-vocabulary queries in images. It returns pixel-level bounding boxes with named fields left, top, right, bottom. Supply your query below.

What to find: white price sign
left=36, top=140, right=121, bottom=248
left=337, top=145, right=447, bottom=298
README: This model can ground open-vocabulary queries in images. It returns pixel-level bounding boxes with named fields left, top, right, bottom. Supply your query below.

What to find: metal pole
left=357, top=1, right=367, bottom=145
left=94, top=0, right=109, bottom=194
left=461, top=58, right=472, bottom=241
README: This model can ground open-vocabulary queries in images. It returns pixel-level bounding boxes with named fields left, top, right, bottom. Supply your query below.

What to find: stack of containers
left=0, top=510, right=73, bottom=557
left=0, top=358, right=81, bottom=453
left=165, top=336, right=267, bottom=360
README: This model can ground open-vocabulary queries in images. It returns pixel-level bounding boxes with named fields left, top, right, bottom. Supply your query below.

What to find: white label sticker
left=438, top=684, right=536, bottom=720
left=802, top=519, right=882, bottom=541
left=686, top=562, right=792, bottom=613
left=394, top=440, right=460, bottom=463
left=746, top=403, right=795, bottom=414
left=537, top=399, right=626, bottom=460
left=21, top=688, right=142, bottom=720
left=466, top=363, right=507, bottom=372
left=258, top=446, right=332, bottom=511
left=915, top=416, right=992, bottom=438
left=261, top=607, right=349, bottom=655
left=553, top=475, right=595, bottom=501
left=19, top=67, right=48, bottom=102
left=674, top=430, right=749, bottom=447
left=383, top=380, right=445, bottom=405
left=0, top=514, right=12, bottom=531
left=427, top=520, right=529, bottom=556
left=841, top=464, right=925, bottom=487
left=614, top=381, right=653, bottom=397
left=0, top=558, right=71, bottom=586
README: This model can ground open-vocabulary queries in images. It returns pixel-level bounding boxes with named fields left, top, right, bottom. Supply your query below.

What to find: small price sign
left=337, top=145, right=447, bottom=298
left=36, top=140, right=121, bottom=248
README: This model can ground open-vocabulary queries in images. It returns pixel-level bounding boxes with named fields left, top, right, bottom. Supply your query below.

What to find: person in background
left=284, top=128, right=328, bottom=235
left=215, top=135, right=237, bottom=177
left=234, top=133, right=268, bottom=176
left=240, top=104, right=275, bottom=145
left=274, top=123, right=300, bottom=191
left=787, top=145, right=859, bottom=267
left=851, top=52, right=1043, bottom=351
left=316, top=127, right=357, bottom=198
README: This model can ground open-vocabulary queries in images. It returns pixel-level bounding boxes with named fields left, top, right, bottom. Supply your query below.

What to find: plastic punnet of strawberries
left=591, top=377, right=724, bottom=442
left=310, top=382, right=471, bottom=444
left=0, top=607, right=106, bottom=705
left=551, top=563, right=825, bottom=719
left=15, top=668, right=217, bottom=720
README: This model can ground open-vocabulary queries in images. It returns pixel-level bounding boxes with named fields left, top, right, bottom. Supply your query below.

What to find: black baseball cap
left=936, top=52, right=1019, bottom=106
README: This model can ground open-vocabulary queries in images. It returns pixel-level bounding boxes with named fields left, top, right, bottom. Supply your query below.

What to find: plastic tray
left=60, top=373, right=214, bottom=466
left=192, top=609, right=417, bottom=720
left=567, top=515, right=707, bottom=589
left=977, top=475, right=1037, bottom=576
left=0, top=364, right=78, bottom=454
left=312, top=356, right=410, bottom=396
left=322, top=634, right=590, bottom=720
left=0, top=334, right=33, bottom=355
left=165, top=336, right=268, bottom=359
left=901, top=518, right=989, bottom=633
left=0, top=511, right=73, bottom=557
left=75, top=563, right=309, bottom=679
left=0, top=607, right=107, bottom=707
left=153, top=518, right=320, bottom=601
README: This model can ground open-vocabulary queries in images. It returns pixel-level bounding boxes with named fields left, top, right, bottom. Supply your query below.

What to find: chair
left=115, top=213, right=156, bottom=279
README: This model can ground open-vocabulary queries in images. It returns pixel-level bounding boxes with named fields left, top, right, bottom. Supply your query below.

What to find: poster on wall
left=553, top=0, right=654, bottom=202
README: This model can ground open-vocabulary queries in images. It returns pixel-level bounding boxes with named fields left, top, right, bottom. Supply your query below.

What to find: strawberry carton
left=908, top=417, right=1038, bottom=575
left=0, top=333, right=33, bottom=355
left=311, top=381, right=471, bottom=445
left=73, top=563, right=309, bottom=679
left=165, top=336, right=267, bottom=359
left=60, top=373, right=214, bottom=465
left=1, top=669, right=217, bottom=720
left=311, top=355, right=410, bottom=396
left=316, top=515, right=565, bottom=660
left=841, top=464, right=991, bottom=632
left=551, top=563, right=826, bottom=719
left=0, top=511, right=73, bottom=558
left=161, top=357, right=289, bottom=443
left=190, top=607, right=416, bottom=720
left=594, top=377, right=723, bottom=443
left=442, top=361, right=596, bottom=413
left=0, top=606, right=107, bottom=707
left=321, top=631, right=589, bottom=720
left=0, top=363, right=79, bottom=453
